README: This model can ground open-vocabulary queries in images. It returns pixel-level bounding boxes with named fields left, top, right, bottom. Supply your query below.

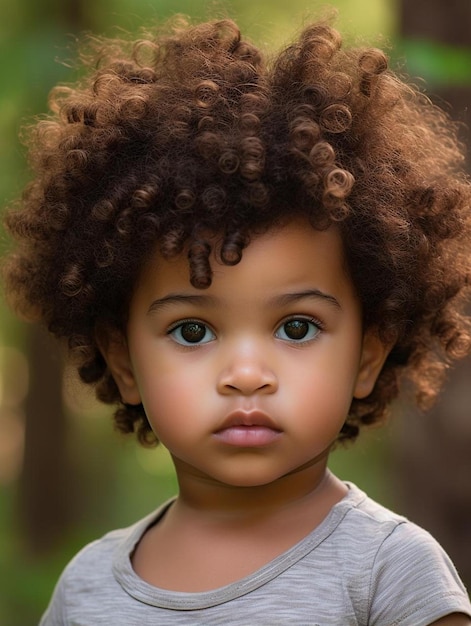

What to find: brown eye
left=181, top=322, right=206, bottom=342
left=169, top=321, right=215, bottom=345
left=284, top=320, right=309, bottom=339
left=275, top=318, right=320, bottom=342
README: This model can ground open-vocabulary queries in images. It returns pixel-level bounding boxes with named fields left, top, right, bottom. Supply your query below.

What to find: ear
left=96, top=330, right=142, bottom=405
left=353, top=330, right=391, bottom=399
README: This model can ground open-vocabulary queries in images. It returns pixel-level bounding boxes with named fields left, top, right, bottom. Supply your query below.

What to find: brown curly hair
left=4, top=16, right=471, bottom=445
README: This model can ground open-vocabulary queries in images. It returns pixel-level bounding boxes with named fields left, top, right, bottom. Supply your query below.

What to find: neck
left=170, top=457, right=345, bottom=524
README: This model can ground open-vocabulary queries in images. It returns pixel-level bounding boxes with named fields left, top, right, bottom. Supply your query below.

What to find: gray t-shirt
left=40, top=483, right=471, bottom=625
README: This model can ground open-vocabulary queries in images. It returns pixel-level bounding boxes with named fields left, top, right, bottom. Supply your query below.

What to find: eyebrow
left=147, top=288, right=340, bottom=314
left=147, top=293, right=216, bottom=314
left=269, top=289, right=341, bottom=310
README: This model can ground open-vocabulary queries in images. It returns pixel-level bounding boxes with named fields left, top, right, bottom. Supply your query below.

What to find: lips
left=213, top=410, right=282, bottom=447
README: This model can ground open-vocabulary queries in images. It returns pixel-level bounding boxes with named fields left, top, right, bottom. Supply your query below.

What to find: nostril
left=218, top=376, right=278, bottom=396
left=217, top=361, right=278, bottom=395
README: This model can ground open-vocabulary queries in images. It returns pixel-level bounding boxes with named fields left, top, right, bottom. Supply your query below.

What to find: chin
left=213, top=469, right=290, bottom=489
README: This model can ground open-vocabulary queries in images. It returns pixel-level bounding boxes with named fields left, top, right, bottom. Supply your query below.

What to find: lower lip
left=213, top=426, right=282, bottom=447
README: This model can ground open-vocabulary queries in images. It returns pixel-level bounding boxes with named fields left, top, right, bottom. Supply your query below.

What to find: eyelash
left=275, top=316, right=324, bottom=343
left=166, top=316, right=324, bottom=346
left=166, top=318, right=216, bottom=346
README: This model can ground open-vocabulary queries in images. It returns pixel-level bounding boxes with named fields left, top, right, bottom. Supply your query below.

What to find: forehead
left=132, top=219, right=356, bottom=308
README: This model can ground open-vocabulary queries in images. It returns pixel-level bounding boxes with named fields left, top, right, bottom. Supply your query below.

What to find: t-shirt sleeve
left=368, top=521, right=471, bottom=626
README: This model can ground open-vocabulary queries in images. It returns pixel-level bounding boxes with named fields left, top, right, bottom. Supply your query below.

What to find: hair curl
left=4, top=16, right=471, bottom=445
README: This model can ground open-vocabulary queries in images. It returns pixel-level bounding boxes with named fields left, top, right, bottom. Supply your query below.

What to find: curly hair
left=3, top=16, right=471, bottom=445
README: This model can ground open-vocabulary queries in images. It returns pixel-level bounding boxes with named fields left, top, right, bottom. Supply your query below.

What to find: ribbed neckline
left=113, top=482, right=366, bottom=610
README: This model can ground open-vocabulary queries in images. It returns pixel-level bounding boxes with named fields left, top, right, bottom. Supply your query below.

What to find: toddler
left=3, top=14, right=471, bottom=625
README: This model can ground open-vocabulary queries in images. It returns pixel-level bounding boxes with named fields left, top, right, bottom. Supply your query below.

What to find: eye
left=168, top=320, right=216, bottom=346
left=275, top=318, right=321, bottom=342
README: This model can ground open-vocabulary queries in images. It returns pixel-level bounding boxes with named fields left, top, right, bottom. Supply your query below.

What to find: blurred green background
left=1, top=1, right=470, bottom=624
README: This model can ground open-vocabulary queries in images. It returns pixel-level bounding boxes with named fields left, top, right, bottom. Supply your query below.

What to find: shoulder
left=39, top=504, right=171, bottom=625
left=329, top=482, right=413, bottom=553
left=59, top=514, right=148, bottom=584
left=340, top=485, right=471, bottom=625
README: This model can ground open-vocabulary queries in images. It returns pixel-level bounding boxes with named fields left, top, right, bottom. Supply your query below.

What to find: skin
left=102, top=219, right=470, bottom=624
left=431, top=617, right=471, bottom=626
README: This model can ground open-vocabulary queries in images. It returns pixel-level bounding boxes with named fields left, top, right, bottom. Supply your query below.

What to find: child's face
left=106, top=219, right=388, bottom=488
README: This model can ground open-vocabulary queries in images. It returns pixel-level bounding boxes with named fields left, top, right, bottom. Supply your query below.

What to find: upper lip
left=215, top=410, right=281, bottom=433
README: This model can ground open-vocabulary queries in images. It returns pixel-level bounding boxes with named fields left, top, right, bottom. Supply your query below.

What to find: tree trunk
left=396, top=0, right=471, bottom=587
left=17, top=0, right=93, bottom=557
left=19, top=325, right=72, bottom=555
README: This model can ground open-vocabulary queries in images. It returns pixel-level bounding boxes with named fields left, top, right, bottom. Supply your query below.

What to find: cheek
left=136, top=364, right=205, bottom=436
left=287, top=373, right=351, bottom=420
left=140, top=373, right=182, bottom=412
left=291, top=341, right=359, bottom=387
left=282, top=347, right=360, bottom=418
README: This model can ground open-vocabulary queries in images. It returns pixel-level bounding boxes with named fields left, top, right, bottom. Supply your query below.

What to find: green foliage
left=400, top=38, right=471, bottom=86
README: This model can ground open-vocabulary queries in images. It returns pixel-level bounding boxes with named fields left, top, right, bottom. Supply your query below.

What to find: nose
left=216, top=346, right=278, bottom=396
